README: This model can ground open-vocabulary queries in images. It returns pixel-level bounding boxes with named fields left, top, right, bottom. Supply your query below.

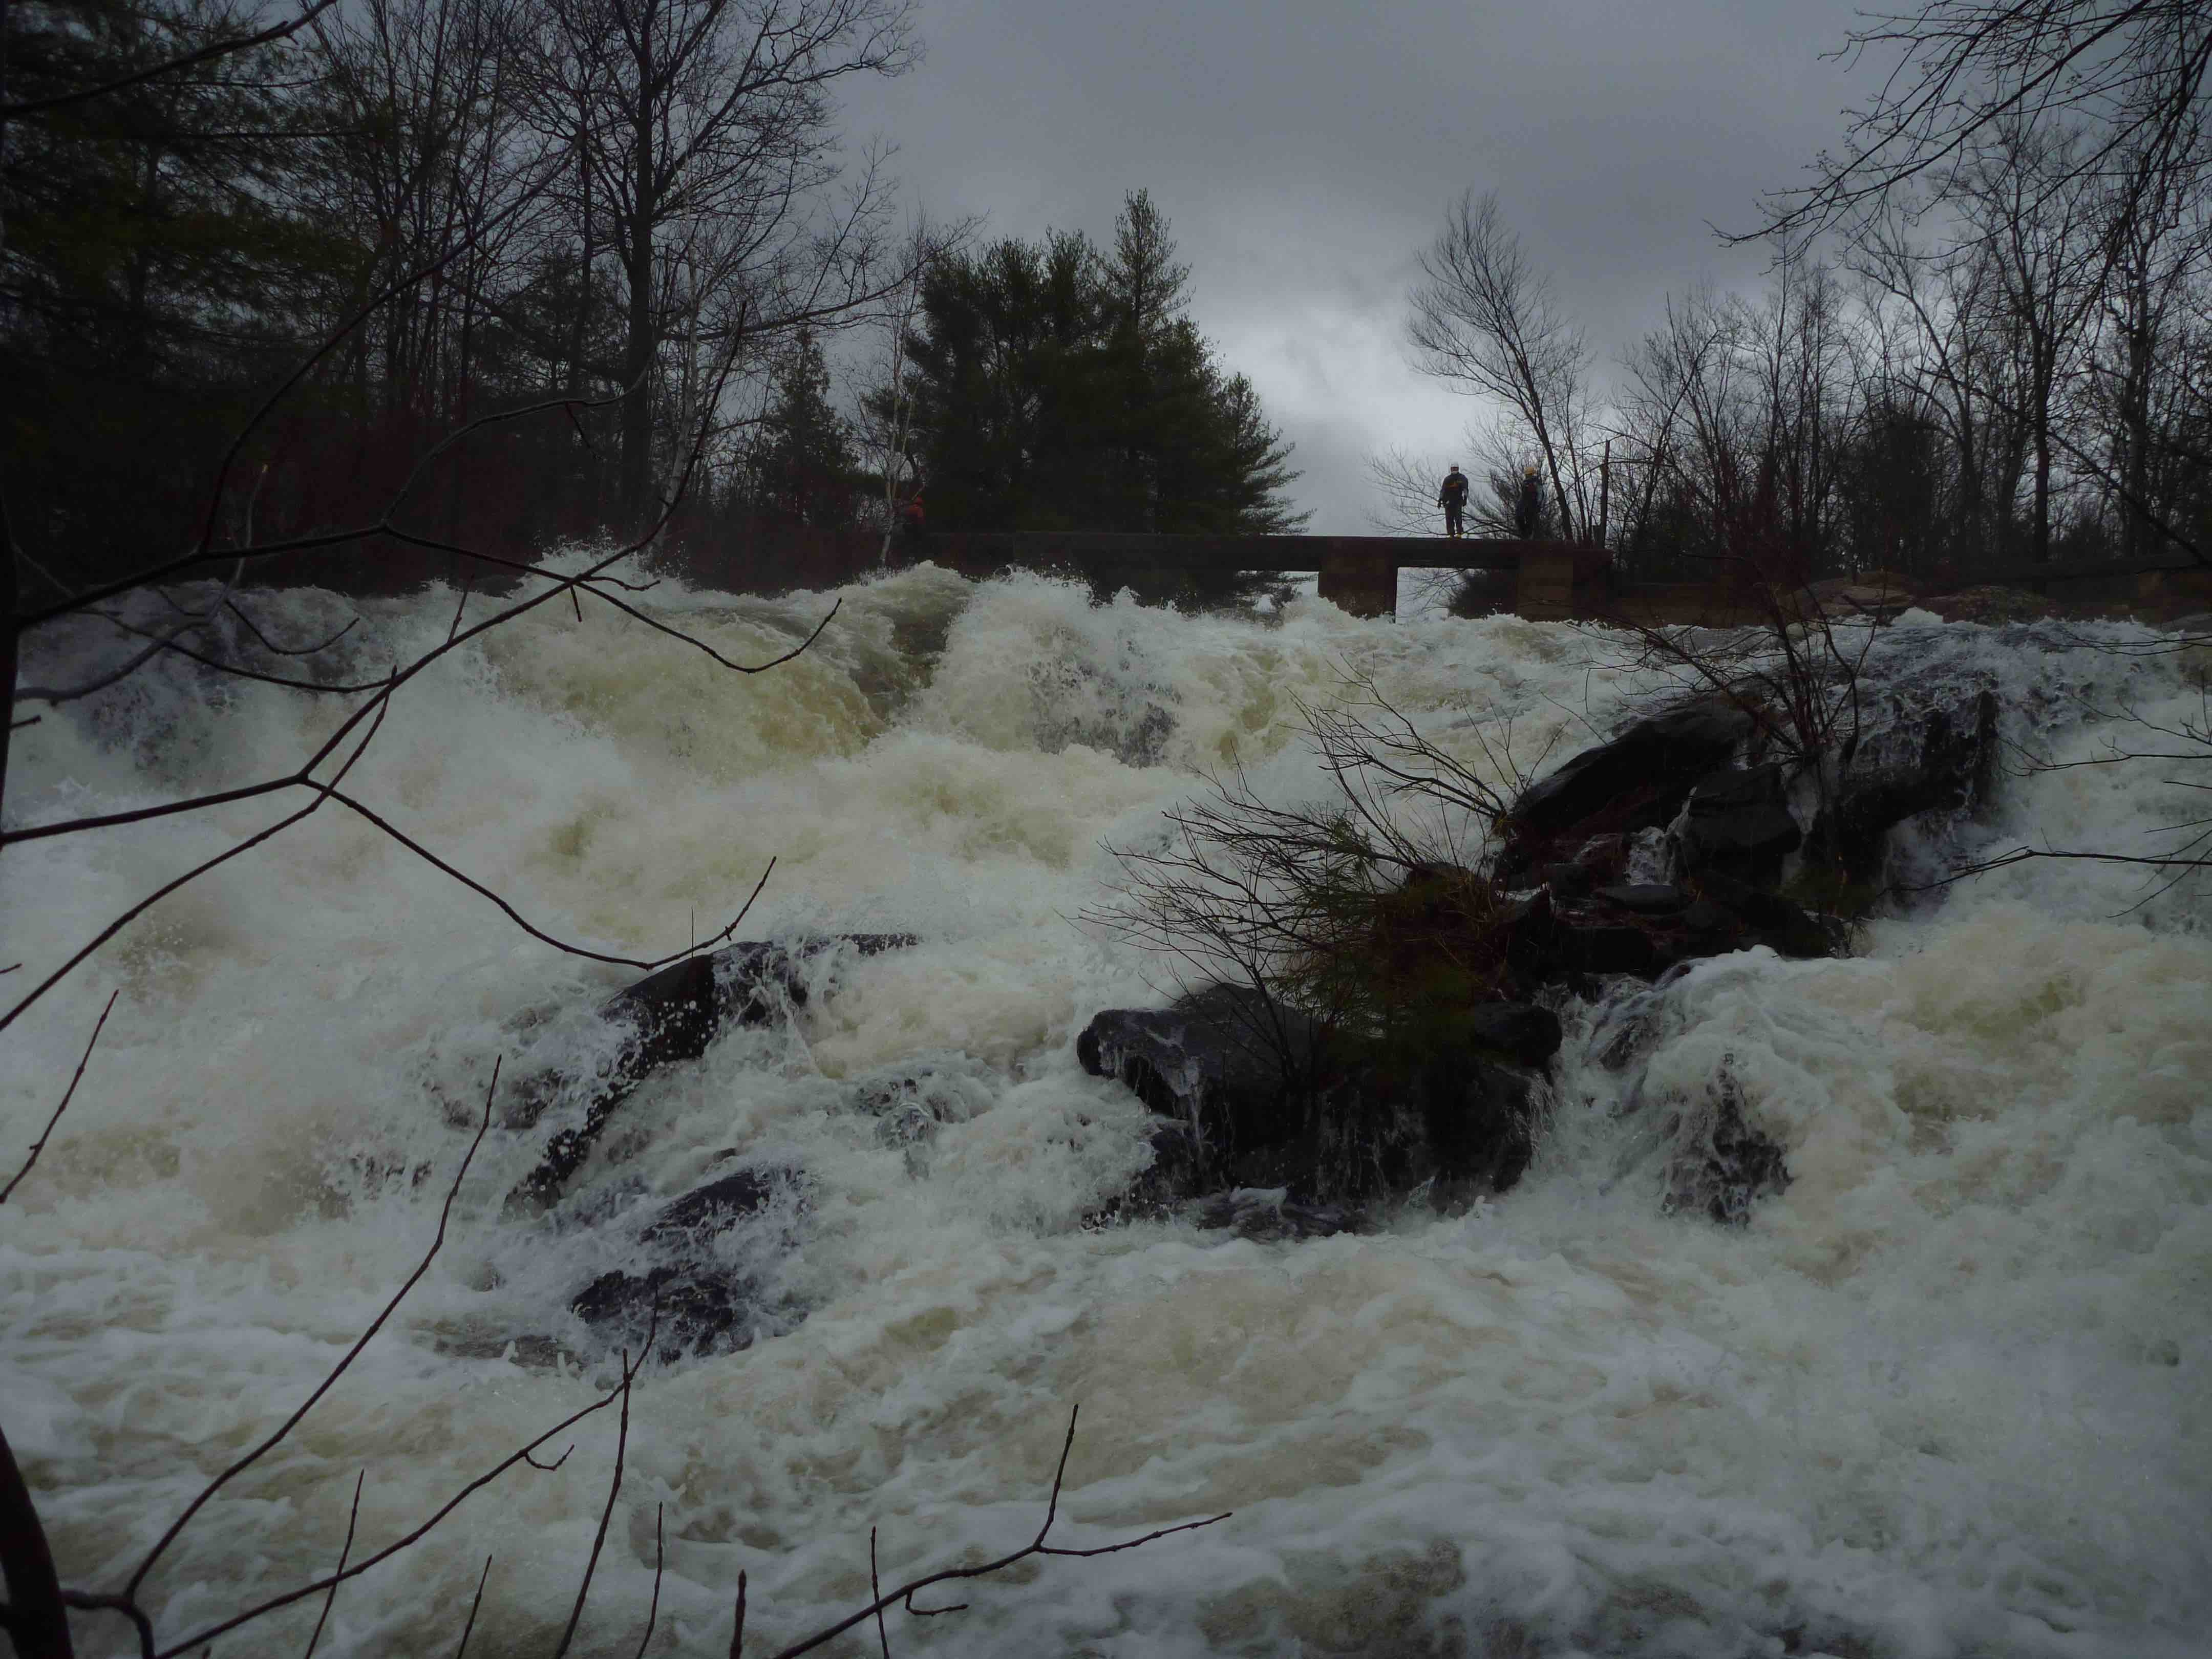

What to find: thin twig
left=452, top=1557, right=492, bottom=1659
left=870, top=1527, right=889, bottom=1658
left=549, top=1312, right=655, bottom=1659
left=2, top=987, right=118, bottom=1205
left=225, top=600, right=360, bottom=660
left=631, top=1506, right=665, bottom=1659
left=301, top=1470, right=364, bottom=1658
left=2, top=684, right=396, bottom=1037
left=0, top=0, right=345, bottom=117
left=58, top=1589, right=155, bottom=1658
left=152, top=1288, right=634, bottom=1656
left=764, top=1406, right=1231, bottom=1659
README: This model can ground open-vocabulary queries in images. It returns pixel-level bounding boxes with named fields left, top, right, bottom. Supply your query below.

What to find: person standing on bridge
left=1515, top=465, right=1543, bottom=539
left=1437, top=464, right=1470, bottom=539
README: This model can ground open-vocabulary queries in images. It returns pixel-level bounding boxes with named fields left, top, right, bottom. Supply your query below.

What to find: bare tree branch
left=1, top=990, right=118, bottom=1206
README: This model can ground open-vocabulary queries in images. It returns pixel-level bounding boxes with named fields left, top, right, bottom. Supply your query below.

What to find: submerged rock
left=503, top=933, right=916, bottom=1212
left=565, top=1166, right=808, bottom=1360
left=1189, top=1188, right=1357, bottom=1241
left=1655, top=1069, right=1792, bottom=1226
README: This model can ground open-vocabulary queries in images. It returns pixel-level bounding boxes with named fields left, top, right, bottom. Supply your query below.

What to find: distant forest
left=1, top=0, right=1304, bottom=599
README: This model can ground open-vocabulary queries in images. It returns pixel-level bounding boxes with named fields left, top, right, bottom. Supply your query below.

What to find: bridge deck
left=922, top=531, right=1608, bottom=619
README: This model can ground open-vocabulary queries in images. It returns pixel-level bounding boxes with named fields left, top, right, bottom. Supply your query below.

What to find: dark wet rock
left=1677, top=764, right=1802, bottom=881
left=1681, top=898, right=1736, bottom=935
left=1658, top=1072, right=1792, bottom=1226
left=1502, top=698, right=1754, bottom=869
left=844, top=1062, right=993, bottom=1158
left=1079, top=984, right=1542, bottom=1210
left=1499, top=888, right=1570, bottom=983
left=1605, top=1052, right=1792, bottom=1227
left=1075, top=983, right=1321, bottom=1172
left=1190, top=1188, right=1357, bottom=1241
left=1502, top=889, right=1720, bottom=987
left=1563, top=920, right=1671, bottom=978
left=1807, top=689, right=2000, bottom=877
left=1537, top=860, right=1599, bottom=897
left=1594, top=882, right=1689, bottom=915
left=566, top=1167, right=808, bottom=1359
left=1417, top=1054, right=1539, bottom=1192
left=1213, top=1049, right=1537, bottom=1202
left=1690, top=869, right=1838, bottom=959
left=505, top=934, right=917, bottom=1213
left=1463, top=1001, right=1564, bottom=1067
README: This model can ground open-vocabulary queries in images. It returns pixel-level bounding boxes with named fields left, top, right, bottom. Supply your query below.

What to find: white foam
left=4, top=572, right=2205, bottom=1656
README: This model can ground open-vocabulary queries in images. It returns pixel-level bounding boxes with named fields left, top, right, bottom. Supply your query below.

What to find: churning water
left=4, top=562, right=2207, bottom=1657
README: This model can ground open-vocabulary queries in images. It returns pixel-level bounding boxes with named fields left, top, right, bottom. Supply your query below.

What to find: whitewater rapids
left=3, top=561, right=2207, bottom=1658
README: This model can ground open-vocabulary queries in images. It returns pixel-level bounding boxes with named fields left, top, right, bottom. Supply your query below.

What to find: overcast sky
left=837, top=0, right=1889, bottom=533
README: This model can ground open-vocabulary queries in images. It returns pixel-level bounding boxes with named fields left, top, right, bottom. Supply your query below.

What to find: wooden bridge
left=923, top=531, right=1610, bottom=620
left=917, top=532, right=2209, bottom=623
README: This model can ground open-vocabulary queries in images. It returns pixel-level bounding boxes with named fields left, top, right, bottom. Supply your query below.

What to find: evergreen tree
left=733, top=331, right=863, bottom=529
left=900, top=190, right=1305, bottom=599
left=2, top=0, right=354, bottom=581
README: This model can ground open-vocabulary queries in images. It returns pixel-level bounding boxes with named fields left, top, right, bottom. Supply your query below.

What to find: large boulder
left=1075, top=983, right=1322, bottom=1179
left=1676, top=762, right=1802, bottom=883
left=1078, top=984, right=1546, bottom=1210
left=1806, top=689, right=2000, bottom=877
left=1501, top=697, right=1754, bottom=870
left=504, top=933, right=916, bottom=1212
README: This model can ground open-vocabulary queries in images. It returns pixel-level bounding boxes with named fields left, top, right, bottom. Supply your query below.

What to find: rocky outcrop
left=1080, top=679, right=1993, bottom=1233
left=504, top=933, right=915, bottom=1213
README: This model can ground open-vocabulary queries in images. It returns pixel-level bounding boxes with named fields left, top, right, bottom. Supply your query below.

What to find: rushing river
left=4, top=561, right=2208, bottom=1658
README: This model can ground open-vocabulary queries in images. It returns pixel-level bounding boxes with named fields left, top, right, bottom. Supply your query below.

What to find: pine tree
left=900, top=190, right=1304, bottom=599
left=2, top=0, right=355, bottom=581
left=734, top=331, right=864, bottom=529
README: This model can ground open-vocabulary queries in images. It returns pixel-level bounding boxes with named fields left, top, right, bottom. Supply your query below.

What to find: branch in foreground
left=1, top=989, right=118, bottom=1205
left=125, top=1059, right=504, bottom=1603
left=753, top=1404, right=1231, bottom=1659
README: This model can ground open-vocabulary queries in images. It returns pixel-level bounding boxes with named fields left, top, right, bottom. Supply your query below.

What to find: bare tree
left=1407, top=190, right=1603, bottom=542
left=523, top=0, right=918, bottom=524
left=1949, top=121, right=2110, bottom=562
left=1762, top=0, right=2212, bottom=240
left=859, top=214, right=947, bottom=560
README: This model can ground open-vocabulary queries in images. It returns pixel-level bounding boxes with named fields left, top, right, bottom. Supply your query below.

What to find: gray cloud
left=846, top=0, right=1881, bottom=530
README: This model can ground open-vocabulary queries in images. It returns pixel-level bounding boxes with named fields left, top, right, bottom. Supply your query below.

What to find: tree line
left=1383, top=63, right=2212, bottom=592
left=1, top=0, right=1303, bottom=599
